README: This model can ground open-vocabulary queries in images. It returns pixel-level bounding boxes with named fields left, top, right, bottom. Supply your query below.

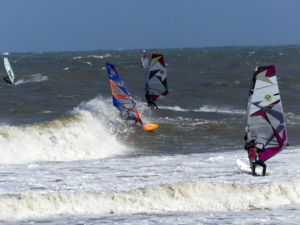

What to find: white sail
left=140, top=50, right=148, bottom=68
left=4, top=57, right=15, bottom=83
left=145, top=54, right=168, bottom=101
left=246, top=65, right=288, bottom=162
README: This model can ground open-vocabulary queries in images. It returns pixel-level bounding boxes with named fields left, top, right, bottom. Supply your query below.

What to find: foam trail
left=159, top=105, right=244, bottom=114
left=14, top=74, right=48, bottom=85
left=195, top=105, right=244, bottom=114
left=159, top=105, right=189, bottom=111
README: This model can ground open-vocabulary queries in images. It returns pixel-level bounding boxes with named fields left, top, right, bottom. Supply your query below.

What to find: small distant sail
left=106, top=63, right=143, bottom=124
left=3, top=57, right=15, bottom=84
left=140, top=50, right=148, bottom=68
left=245, top=65, right=288, bottom=162
left=145, top=54, right=168, bottom=101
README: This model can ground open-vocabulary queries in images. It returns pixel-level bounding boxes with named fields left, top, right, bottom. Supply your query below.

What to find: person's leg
left=256, top=160, right=267, bottom=176
left=152, top=101, right=159, bottom=109
left=249, top=160, right=256, bottom=175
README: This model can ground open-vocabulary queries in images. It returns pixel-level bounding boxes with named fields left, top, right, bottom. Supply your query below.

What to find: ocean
left=1, top=45, right=300, bottom=224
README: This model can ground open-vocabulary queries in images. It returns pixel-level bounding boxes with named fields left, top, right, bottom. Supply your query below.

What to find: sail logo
left=264, top=94, right=272, bottom=102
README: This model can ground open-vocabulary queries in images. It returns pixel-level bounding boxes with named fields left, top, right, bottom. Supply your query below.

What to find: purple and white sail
left=245, top=65, right=288, bottom=162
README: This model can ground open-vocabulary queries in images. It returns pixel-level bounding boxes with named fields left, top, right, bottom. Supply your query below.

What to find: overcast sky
left=1, top=0, right=300, bottom=53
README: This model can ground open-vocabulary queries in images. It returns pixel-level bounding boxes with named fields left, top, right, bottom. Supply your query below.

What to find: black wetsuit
left=4, top=76, right=12, bottom=84
left=120, top=107, right=139, bottom=123
left=145, top=91, right=158, bottom=109
left=244, top=142, right=250, bottom=153
left=248, top=146, right=267, bottom=176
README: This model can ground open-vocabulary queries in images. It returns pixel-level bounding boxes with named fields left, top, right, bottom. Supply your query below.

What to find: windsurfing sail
left=245, top=65, right=288, bottom=162
left=145, top=54, right=168, bottom=101
left=140, top=50, right=148, bottom=68
left=3, top=57, right=15, bottom=84
left=106, top=63, right=143, bottom=124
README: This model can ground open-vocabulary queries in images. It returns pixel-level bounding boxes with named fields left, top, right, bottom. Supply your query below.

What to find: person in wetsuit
left=3, top=75, right=12, bottom=84
left=119, top=103, right=139, bottom=123
left=145, top=90, right=159, bottom=109
left=246, top=139, right=267, bottom=176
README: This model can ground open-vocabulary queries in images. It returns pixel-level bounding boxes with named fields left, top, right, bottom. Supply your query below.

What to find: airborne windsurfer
left=245, top=139, right=267, bottom=176
left=145, top=90, right=159, bottom=109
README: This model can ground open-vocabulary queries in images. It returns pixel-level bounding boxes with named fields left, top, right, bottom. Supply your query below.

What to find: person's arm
left=257, top=143, right=266, bottom=153
left=244, top=140, right=250, bottom=151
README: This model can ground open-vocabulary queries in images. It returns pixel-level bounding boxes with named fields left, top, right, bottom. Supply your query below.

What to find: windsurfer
left=145, top=90, right=159, bottom=109
left=120, top=110, right=138, bottom=123
left=120, top=103, right=139, bottom=123
left=246, top=139, right=267, bottom=176
left=140, top=50, right=148, bottom=68
left=3, top=75, right=12, bottom=84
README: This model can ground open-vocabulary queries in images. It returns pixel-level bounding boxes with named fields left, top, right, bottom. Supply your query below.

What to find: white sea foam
left=84, top=61, right=92, bottom=65
left=159, top=105, right=189, bottom=111
left=0, top=147, right=300, bottom=222
left=0, top=98, right=131, bottom=164
left=1, top=179, right=300, bottom=221
left=73, top=54, right=111, bottom=60
left=195, top=105, right=244, bottom=114
left=160, top=105, right=244, bottom=114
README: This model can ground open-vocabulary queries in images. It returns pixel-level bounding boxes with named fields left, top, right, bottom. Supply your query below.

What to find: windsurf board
left=236, top=159, right=263, bottom=175
left=142, top=123, right=158, bottom=131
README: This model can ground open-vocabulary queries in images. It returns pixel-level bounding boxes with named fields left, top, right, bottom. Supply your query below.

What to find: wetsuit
left=244, top=141, right=254, bottom=174
left=120, top=107, right=139, bottom=123
left=244, top=141, right=250, bottom=153
left=248, top=146, right=267, bottom=176
left=145, top=91, right=159, bottom=109
left=3, top=76, right=12, bottom=84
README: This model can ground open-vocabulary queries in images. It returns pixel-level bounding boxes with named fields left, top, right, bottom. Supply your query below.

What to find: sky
left=1, top=0, right=300, bottom=53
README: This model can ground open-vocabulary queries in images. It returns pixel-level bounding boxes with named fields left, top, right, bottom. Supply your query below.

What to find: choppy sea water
left=1, top=46, right=300, bottom=224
